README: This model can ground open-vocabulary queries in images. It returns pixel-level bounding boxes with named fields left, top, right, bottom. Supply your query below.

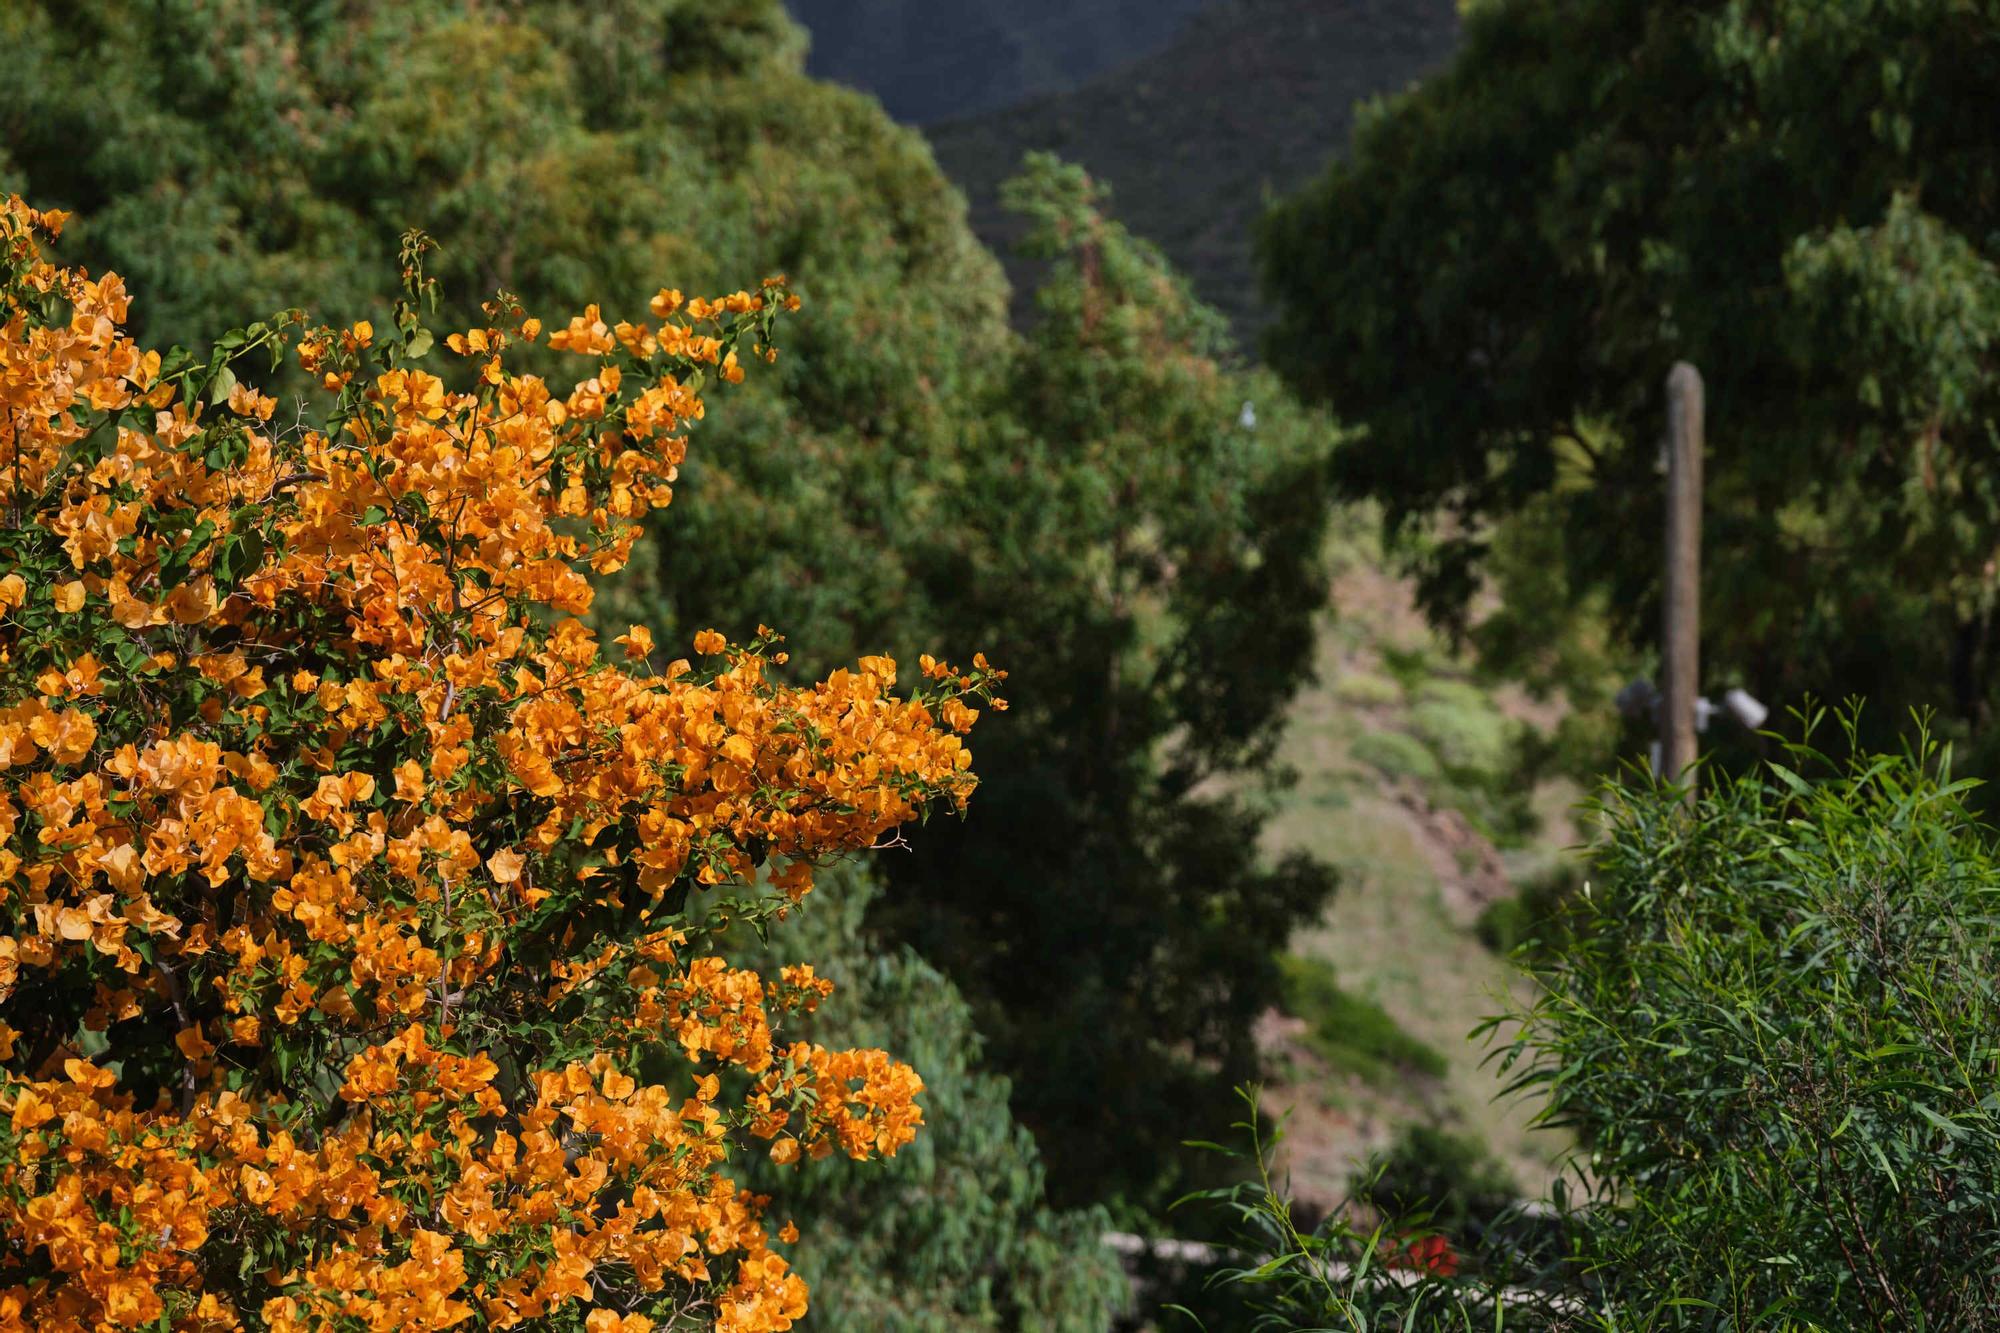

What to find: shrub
left=1349, top=728, right=1442, bottom=786
left=1331, top=672, right=1403, bottom=710
left=1408, top=680, right=1517, bottom=781
left=1192, top=729, right=2000, bottom=1330
left=1502, top=723, right=2000, bottom=1327
left=1474, top=859, right=1584, bottom=960
left=1279, top=955, right=1448, bottom=1084
left=0, top=198, right=1003, bottom=1330
left=1173, top=1091, right=1582, bottom=1333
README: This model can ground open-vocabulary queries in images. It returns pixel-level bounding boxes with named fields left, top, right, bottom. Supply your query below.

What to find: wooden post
left=1661, top=362, right=1704, bottom=801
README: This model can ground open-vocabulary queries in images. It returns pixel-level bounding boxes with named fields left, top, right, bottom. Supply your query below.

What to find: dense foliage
left=660, top=151, right=1343, bottom=1210
left=1175, top=1090, right=1576, bottom=1333
left=1502, top=727, right=2000, bottom=1327
left=1191, top=732, right=2000, bottom=1330
left=731, top=867, right=1127, bottom=1333
left=862, top=156, right=1338, bottom=1209
left=0, top=197, right=1006, bottom=1330
left=0, top=0, right=1342, bottom=1217
left=0, top=0, right=1010, bottom=684
left=1262, top=0, right=2000, bottom=768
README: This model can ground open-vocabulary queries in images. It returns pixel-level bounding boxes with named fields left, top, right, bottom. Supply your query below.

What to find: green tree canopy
left=1262, top=0, right=2000, bottom=766
left=1, top=0, right=1011, bottom=662
left=4, top=1, right=1343, bottom=1218
left=872, top=156, right=1339, bottom=1210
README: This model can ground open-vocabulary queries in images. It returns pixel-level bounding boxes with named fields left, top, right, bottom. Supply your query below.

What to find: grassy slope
left=1255, top=513, right=1582, bottom=1213
left=926, top=0, right=1461, bottom=344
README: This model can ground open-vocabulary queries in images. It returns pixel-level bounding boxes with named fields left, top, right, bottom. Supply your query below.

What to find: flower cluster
left=0, top=198, right=1003, bottom=1331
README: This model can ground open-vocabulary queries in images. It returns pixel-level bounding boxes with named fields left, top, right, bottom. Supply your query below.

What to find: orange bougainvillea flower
left=0, top=198, right=1005, bottom=1333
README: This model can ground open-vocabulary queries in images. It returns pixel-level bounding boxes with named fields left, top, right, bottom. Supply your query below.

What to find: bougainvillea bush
left=0, top=195, right=1003, bottom=1331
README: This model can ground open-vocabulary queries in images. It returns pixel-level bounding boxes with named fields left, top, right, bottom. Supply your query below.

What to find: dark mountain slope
left=786, top=0, right=1211, bottom=123
left=926, top=0, right=1461, bottom=344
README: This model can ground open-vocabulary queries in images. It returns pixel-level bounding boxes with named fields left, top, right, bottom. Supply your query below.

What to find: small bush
left=1173, top=1091, right=1583, bottom=1332
left=1350, top=727, right=1443, bottom=785
left=1280, top=955, right=1449, bottom=1083
left=1333, top=671, right=1404, bottom=708
left=1359, top=1124, right=1520, bottom=1243
left=1410, top=678, right=1519, bottom=779
left=1473, top=895, right=1534, bottom=956
left=1346, top=677, right=1542, bottom=848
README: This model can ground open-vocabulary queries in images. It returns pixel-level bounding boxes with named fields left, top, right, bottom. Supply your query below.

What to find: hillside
left=1254, top=513, right=1582, bottom=1215
left=925, top=0, right=1461, bottom=343
left=784, top=0, right=1210, bottom=122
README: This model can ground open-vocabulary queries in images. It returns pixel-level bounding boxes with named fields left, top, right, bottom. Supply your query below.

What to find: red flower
left=1387, top=1232, right=1460, bottom=1278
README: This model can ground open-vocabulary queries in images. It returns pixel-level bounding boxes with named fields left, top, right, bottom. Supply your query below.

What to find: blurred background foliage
left=0, top=0, right=1341, bottom=1313
left=1261, top=0, right=2000, bottom=788
left=727, top=865, right=1130, bottom=1333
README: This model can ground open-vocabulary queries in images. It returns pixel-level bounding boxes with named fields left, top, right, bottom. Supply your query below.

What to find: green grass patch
left=1348, top=727, right=1442, bottom=784
left=1408, top=678, right=1518, bottom=778
left=1333, top=671, right=1403, bottom=709
left=1377, top=643, right=1444, bottom=694
left=1279, top=954, right=1450, bottom=1084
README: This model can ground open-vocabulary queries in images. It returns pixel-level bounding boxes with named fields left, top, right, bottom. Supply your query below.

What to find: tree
left=656, top=153, right=1346, bottom=1213
left=1261, top=0, right=2000, bottom=770
left=864, top=156, right=1340, bottom=1211
left=644, top=152, right=1347, bottom=1209
left=0, top=196, right=1004, bottom=1331
left=0, top=0, right=1012, bottom=673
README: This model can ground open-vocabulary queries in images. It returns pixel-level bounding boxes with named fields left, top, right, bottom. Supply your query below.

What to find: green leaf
left=1915, top=1102, right=1968, bottom=1140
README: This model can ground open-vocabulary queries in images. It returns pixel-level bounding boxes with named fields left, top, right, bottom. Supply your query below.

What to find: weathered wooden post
left=1661, top=362, right=1704, bottom=802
